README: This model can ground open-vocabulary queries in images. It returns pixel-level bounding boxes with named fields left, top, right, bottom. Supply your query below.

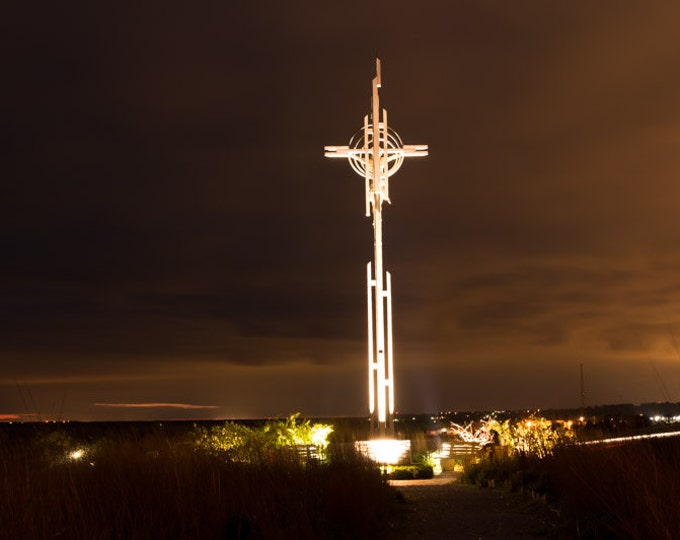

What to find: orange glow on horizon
left=93, top=402, right=220, bottom=409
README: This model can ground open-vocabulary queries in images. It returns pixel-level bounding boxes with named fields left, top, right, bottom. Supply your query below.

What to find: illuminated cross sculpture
left=325, top=58, right=428, bottom=437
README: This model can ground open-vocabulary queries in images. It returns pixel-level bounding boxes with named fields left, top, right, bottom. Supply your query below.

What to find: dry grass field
left=0, top=423, right=398, bottom=539
left=464, top=434, right=680, bottom=538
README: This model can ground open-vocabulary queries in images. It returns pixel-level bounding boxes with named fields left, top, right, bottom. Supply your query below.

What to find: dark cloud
left=3, top=2, right=680, bottom=419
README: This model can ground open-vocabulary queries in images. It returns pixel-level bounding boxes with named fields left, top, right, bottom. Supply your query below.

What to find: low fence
left=439, top=441, right=482, bottom=471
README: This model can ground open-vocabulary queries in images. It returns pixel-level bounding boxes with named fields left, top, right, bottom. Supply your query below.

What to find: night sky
left=4, top=2, right=680, bottom=421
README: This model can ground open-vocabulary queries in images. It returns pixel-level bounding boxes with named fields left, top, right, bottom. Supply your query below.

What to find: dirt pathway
left=386, top=472, right=571, bottom=539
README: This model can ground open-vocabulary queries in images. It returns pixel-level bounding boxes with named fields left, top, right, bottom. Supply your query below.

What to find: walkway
left=387, top=472, right=571, bottom=539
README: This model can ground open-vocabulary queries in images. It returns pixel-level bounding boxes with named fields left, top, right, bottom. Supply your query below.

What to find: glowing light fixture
left=69, top=449, right=84, bottom=460
left=355, top=438, right=411, bottom=465
left=325, top=58, right=428, bottom=437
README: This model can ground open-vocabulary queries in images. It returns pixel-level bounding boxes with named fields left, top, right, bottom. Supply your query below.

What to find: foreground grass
left=0, top=426, right=398, bottom=539
left=463, top=436, right=680, bottom=539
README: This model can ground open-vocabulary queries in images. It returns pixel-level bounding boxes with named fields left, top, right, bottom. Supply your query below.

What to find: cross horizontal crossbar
left=324, top=145, right=428, bottom=157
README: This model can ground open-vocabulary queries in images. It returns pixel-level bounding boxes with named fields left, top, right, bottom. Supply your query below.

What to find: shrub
left=388, top=464, right=434, bottom=480
left=415, top=464, right=434, bottom=479
left=486, top=415, right=574, bottom=458
left=194, top=414, right=334, bottom=462
left=462, top=457, right=519, bottom=489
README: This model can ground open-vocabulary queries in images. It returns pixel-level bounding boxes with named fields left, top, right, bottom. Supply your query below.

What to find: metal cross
left=324, top=58, right=428, bottom=437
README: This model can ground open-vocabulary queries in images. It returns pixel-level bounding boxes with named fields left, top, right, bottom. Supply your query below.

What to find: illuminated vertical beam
left=367, top=262, right=375, bottom=417
left=363, top=115, right=370, bottom=217
left=386, top=271, right=394, bottom=416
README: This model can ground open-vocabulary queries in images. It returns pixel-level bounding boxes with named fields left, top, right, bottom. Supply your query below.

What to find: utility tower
left=325, top=59, right=427, bottom=437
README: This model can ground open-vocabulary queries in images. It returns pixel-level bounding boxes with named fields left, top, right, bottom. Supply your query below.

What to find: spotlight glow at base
left=69, top=449, right=85, bottom=460
left=355, top=439, right=411, bottom=465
